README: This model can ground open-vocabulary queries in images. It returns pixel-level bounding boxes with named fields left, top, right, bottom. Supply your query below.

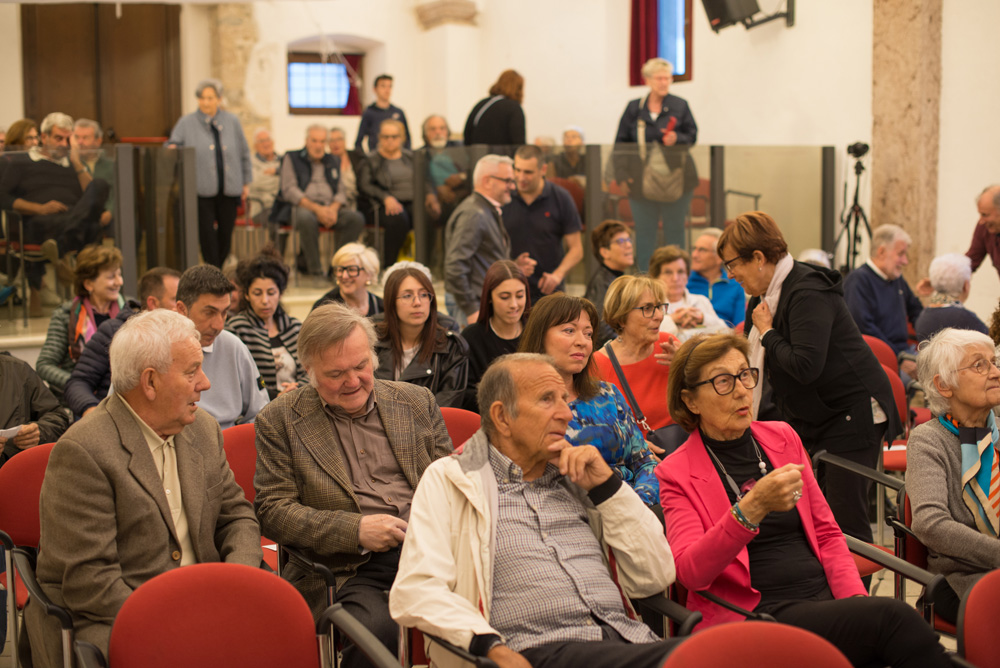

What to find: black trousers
left=767, top=597, right=950, bottom=668
left=336, top=548, right=400, bottom=668
left=520, top=629, right=678, bottom=668
left=368, top=201, right=412, bottom=269
left=197, top=194, right=240, bottom=267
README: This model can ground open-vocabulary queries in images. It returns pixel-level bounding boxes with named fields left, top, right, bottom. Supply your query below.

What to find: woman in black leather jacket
left=374, top=265, right=469, bottom=408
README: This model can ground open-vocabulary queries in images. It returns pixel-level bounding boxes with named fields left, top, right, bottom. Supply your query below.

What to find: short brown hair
left=591, top=220, right=629, bottom=257
left=518, top=293, right=600, bottom=401
left=717, top=211, right=788, bottom=265
left=489, top=70, right=524, bottom=104
left=74, top=244, right=123, bottom=299
left=649, top=245, right=690, bottom=276
left=668, top=332, right=750, bottom=432
left=603, top=275, right=665, bottom=335
left=138, top=267, right=181, bottom=306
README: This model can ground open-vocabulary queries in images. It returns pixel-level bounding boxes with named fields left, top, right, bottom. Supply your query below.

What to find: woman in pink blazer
left=656, top=333, right=948, bottom=668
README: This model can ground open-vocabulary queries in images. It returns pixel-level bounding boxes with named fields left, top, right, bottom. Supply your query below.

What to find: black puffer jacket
left=374, top=327, right=470, bottom=409
left=63, top=300, right=140, bottom=418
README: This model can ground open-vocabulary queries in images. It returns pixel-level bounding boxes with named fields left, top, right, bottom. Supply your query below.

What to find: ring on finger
left=792, top=490, right=802, bottom=503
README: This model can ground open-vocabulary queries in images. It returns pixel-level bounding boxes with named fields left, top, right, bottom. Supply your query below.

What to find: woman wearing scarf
left=36, top=244, right=128, bottom=401
left=717, top=212, right=898, bottom=546
left=908, top=328, right=1000, bottom=624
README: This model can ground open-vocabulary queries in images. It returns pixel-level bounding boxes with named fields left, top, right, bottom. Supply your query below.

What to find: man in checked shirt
left=390, top=353, right=679, bottom=668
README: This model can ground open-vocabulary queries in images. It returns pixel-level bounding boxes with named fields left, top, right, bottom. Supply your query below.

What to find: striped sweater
left=225, top=306, right=309, bottom=399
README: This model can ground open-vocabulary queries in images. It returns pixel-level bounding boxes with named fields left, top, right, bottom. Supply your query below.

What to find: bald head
left=977, top=185, right=1000, bottom=234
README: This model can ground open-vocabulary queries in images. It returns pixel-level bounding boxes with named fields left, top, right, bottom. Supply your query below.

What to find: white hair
left=917, top=328, right=998, bottom=415
left=641, top=57, right=673, bottom=79
left=331, top=242, right=380, bottom=280
left=305, top=124, right=329, bottom=140
left=195, top=78, right=223, bottom=98
left=797, top=248, right=832, bottom=269
left=928, top=253, right=972, bottom=298
left=382, top=260, right=432, bottom=288
left=73, top=118, right=103, bottom=140
left=40, top=112, right=74, bottom=136
left=563, top=125, right=585, bottom=142
left=871, top=224, right=912, bottom=253
left=110, top=310, right=201, bottom=393
left=253, top=128, right=271, bottom=142
left=473, top=154, right=513, bottom=187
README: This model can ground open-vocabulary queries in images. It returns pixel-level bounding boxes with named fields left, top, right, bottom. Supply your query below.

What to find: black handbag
left=604, top=343, right=689, bottom=456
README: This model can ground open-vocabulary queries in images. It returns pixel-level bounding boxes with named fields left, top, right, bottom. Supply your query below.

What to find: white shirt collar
left=865, top=258, right=889, bottom=281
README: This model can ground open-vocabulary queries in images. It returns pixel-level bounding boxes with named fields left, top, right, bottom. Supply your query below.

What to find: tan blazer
left=254, top=380, right=453, bottom=614
left=24, top=393, right=262, bottom=668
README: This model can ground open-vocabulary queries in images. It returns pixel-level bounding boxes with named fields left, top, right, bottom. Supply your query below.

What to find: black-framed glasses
left=488, top=175, right=516, bottom=186
left=721, top=255, right=744, bottom=272
left=956, top=357, right=1000, bottom=376
left=633, top=303, right=669, bottom=318
left=691, top=368, right=759, bottom=396
left=334, top=265, right=363, bottom=277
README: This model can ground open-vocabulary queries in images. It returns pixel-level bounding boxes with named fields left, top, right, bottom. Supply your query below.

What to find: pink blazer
left=655, top=421, right=866, bottom=629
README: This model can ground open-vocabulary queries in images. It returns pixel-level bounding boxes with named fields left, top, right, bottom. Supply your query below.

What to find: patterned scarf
left=68, top=296, right=122, bottom=362
left=941, top=412, right=1000, bottom=537
left=748, top=254, right=794, bottom=418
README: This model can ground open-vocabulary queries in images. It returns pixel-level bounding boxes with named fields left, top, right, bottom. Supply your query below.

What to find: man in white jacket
left=390, top=353, right=678, bottom=668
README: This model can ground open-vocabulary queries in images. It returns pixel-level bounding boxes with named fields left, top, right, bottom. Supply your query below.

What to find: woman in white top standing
left=651, top=245, right=728, bottom=341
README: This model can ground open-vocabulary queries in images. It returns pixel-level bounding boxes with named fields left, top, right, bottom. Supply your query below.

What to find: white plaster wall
left=938, top=1, right=1000, bottom=323
left=0, top=5, right=25, bottom=127
left=180, top=4, right=214, bottom=116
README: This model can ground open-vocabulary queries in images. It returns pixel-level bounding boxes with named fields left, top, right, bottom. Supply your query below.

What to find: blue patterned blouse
left=566, top=381, right=659, bottom=505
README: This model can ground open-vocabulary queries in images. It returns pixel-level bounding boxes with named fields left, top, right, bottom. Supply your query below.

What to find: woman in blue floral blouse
left=519, top=293, right=660, bottom=510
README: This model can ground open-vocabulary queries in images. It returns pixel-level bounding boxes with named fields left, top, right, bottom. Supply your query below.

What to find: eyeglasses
left=380, top=133, right=402, bottom=140
left=488, top=175, right=517, bottom=186
left=721, top=256, right=743, bottom=272
left=611, top=237, right=633, bottom=247
left=334, top=265, right=363, bottom=277
left=690, top=368, right=760, bottom=396
left=691, top=246, right=716, bottom=254
left=956, top=357, right=1000, bottom=376
left=397, top=291, right=433, bottom=304
left=633, top=303, right=670, bottom=318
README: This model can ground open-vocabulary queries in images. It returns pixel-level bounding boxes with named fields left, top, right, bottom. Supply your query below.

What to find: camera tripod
left=836, top=156, right=871, bottom=272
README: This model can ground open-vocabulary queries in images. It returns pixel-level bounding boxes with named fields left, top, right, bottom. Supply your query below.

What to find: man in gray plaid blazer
left=254, top=302, right=452, bottom=668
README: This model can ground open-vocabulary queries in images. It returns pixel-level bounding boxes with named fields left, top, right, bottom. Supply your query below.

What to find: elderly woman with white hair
left=312, top=242, right=383, bottom=316
left=907, top=328, right=1000, bottom=624
left=914, top=253, right=989, bottom=342
left=167, top=78, right=252, bottom=268
left=613, top=57, right=698, bottom=270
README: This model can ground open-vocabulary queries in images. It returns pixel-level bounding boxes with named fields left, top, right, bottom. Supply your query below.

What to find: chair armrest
left=279, top=544, right=336, bottom=588
left=318, top=603, right=398, bottom=668
left=74, top=641, right=107, bottom=668
left=812, top=450, right=904, bottom=492
left=633, top=594, right=702, bottom=637
left=694, top=589, right=776, bottom=622
left=12, top=547, right=73, bottom=629
left=424, top=632, right=501, bottom=668
left=844, top=534, right=951, bottom=616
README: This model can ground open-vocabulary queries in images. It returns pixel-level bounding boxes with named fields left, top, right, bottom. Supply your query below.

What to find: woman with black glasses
left=373, top=265, right=469, bottom=408
left=655, top=332, right=950, bottom=667
left=311, top=243, right=383, bottom=317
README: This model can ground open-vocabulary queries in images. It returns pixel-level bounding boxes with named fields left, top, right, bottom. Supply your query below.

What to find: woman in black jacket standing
left=614, top=57, right=697, bottom=271
left=374, top=266, right=469, bottom=408
left=463, top=70, right=526, bottom=152
left=717, top=211, right=901, bottom=545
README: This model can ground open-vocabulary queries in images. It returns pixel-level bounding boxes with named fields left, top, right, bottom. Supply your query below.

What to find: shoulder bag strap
left=604, top=343, right=653, bottom=433
left=636, top=95, right=649, bottom=163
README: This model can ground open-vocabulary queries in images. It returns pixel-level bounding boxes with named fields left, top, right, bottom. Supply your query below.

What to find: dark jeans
left=336, top=548, right=400, bottom=668
left=197, top=195, right=240, bottom=267
left=368, top=201, right=412, bottom=269
left=520, top=628, right=678, bottom=668
left=767, top=597, right=950, bottom=668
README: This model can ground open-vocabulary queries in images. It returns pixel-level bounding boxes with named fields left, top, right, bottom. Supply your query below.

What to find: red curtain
left=630, top=0, right=659, bottom=86
left=343, top=53, right=362, bottom=115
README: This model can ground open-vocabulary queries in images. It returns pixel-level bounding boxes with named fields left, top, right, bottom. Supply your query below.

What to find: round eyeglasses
left=690, top=368, right=760, bottom=396
left=956, top=357, right=1000, bottom=376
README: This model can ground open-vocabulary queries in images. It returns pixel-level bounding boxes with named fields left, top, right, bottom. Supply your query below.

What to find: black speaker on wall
left=702, top=0, right=760, bottom=32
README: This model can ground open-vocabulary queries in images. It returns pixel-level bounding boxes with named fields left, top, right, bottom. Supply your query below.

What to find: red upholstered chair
left=0, top=442, right=57, bottom=668
left=880, top=363, right=909, bottom=473
left=77, top=562, right=340, bottom=668
left=958, top=569, right=1000, bottom=668
left=864, top=334, right=898, bottom=373
left=440, top=407, right=481, bottom=452
left=660, top=621, right=852, bottom=668
left=221, top=423, right=279, bottom=572
left=548, top=176, right=585, bottom=216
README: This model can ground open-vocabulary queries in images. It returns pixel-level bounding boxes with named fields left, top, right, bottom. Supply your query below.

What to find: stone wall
left=210, top=3, right=268, bottom=145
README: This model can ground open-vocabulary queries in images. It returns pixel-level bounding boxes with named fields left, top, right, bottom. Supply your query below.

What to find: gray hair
left=253, top=128, right=271, bottom=142
left=73, top=118, right=103, bottom=140
left=928, top=253, right=972, bottom=298
left=563, top=125, right=585, bottom=142
left=298, top=302, right=377, bottom=370
left=478, top=353, right=557, bottom=439
left=305, top=124, right=329, bottom=140
left=195, top=78, right=223, bottom=98
left=917, top=328, right=998, bottom=415
left=110, top=309, right=201, bottom=393
left=40, top=112, right=74, bottom=136
left=697, top=228, right=724, bottom=250
left=473, top=154, right=513, bottom=188
left=329, top=126, right=346, bottom=139
left=331, top=242, right=380, bottom=280
left=641, top=57, right=673, bottom=79
left=979, top=185, right=1000, bottom=212
left=871, top=224, right=912, bottom=253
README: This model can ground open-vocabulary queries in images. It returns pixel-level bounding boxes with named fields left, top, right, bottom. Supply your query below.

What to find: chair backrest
left=958, top=569, right=1000, bottom=666
left=880, top=363, right=909, bottom=438
left=109, top=562, right=320, bottom=667
left=222, top=423, right=257, bottom=504
left=901, top=488, right=928, bottom=569
left=864, top=335, right=898, bottom=373
left=660, top=621, right=852, bottom=668
left=0, top=443, right=56, bottom=547
left=440, top=407, right=481, bottom=451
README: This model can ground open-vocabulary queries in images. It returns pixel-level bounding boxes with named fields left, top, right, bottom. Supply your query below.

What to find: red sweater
left=593, top=331, right=676, bottom=430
